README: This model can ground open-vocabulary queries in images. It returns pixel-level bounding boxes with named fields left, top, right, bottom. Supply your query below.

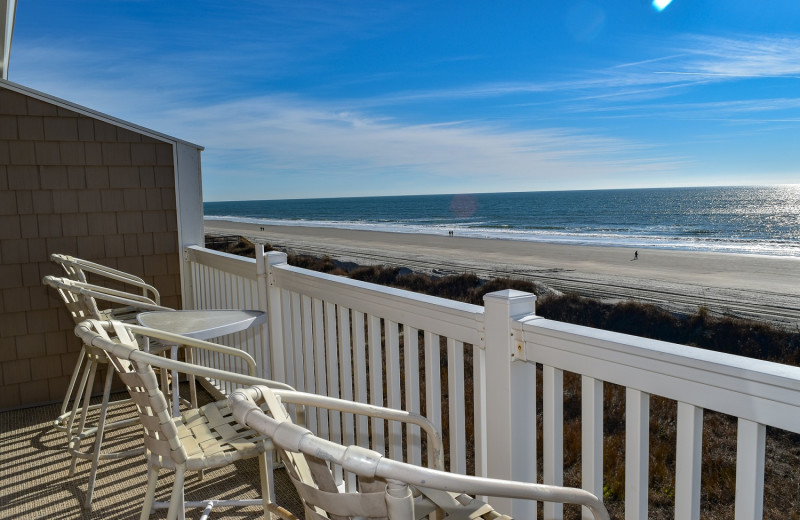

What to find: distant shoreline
left=204, top=218, right=800, bottom=327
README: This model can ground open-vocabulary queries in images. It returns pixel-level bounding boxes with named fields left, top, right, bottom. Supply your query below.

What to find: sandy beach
left=205, top=219, right=800, bottom=327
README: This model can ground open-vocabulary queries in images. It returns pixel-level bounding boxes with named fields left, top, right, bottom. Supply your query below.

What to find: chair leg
left=58, top=347, right=87, bottom=426
left=65, top=351, right=93, bottom=436
left=70, top=358, right=98, bottom=475
left=259, top=450, right=272, bottom=520
left=83, top=365, right=115, bottom=509
left=140, top=463, right=159, bottom=520
left=167, top=464, right=186, bottom=520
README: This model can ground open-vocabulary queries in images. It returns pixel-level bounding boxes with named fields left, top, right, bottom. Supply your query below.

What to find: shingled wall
left=0, top=83, right=193, bottom=409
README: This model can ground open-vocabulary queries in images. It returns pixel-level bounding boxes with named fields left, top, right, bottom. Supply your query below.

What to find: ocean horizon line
left=203, top=184, right=800, bottom=205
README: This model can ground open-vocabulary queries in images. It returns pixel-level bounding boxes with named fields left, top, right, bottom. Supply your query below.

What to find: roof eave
left=0, top=78, right=204, bottom=150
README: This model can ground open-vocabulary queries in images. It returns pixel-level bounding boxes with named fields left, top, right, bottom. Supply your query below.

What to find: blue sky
left=9, top=1, right=800, bottom=201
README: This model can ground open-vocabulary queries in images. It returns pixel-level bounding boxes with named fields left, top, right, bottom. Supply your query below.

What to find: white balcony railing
left=183, top=244, right=800, bottom=519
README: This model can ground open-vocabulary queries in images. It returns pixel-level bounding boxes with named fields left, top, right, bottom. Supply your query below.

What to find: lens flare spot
left=652, top=0, right=673, bottom=11
left=450, top=194, right=478, bottom=219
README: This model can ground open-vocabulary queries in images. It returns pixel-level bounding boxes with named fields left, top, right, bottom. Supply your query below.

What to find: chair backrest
left=74, top=320, right=190, bottom=469
left=229, top=386, right=610, bottom=520
left=50, top=253, right=160, bottom=304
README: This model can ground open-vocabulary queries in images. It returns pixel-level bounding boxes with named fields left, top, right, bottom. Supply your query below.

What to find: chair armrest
left=230, top=385, right=444, bottom=471
left=125, top=323, right=259, bottom=377
left=270, top=388, right=444, bottom=469
left=374, top=458, right=609, bottom=520
left=51, top=253, right=161, bottom=303
left=74, top=281, right=168, bottom=311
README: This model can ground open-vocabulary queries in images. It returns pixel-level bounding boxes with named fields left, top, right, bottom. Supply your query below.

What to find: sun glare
left=652, top=0, right=673, bottom=11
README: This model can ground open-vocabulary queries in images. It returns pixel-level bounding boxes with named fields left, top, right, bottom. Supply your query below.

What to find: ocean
left=204, top=186, right=800, bottom=257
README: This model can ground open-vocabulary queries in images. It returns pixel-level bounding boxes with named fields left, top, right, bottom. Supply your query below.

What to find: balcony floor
left=0, top=388, right=304, bottom=519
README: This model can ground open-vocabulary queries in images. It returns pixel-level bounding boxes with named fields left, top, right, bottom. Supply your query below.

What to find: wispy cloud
left=352, top=34, right=800, bottom=111
left=153, top=96, right=681, bottom=187
left=665, top=34, right=800, bottom=79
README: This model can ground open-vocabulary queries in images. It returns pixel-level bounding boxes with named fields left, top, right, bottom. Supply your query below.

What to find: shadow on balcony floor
left=0, top=388, right=304, bottom=519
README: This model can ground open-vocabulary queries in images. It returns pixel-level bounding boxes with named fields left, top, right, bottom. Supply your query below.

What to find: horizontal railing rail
left=270, top=262, right=485, bottom=345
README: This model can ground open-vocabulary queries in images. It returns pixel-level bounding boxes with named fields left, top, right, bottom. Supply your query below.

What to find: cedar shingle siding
left=0, top=86, right=184, bottom=409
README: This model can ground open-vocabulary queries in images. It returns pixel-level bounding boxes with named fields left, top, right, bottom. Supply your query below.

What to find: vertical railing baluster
left=543, top=365, right=564, bottom=520
left=352, top=311, right=369, bottom=448
left=581, top=375, right=603, bottom=520
left=337, top=305, right=355, bottom=490
left=368, top=315, right=385, bottom=451
left=386, top=321, right=402, bottom=460
left=424, top=331, right=442, bottom=463
left=735, top=418, right=766, bottom=520
left=237, top=277, right=248, bottom=378
left=675, top=402, right=703, bottom=520
left=626, top=388, right=650, bottom=520
left=290, top=292, right=304, bottom=392
left=281, top=288, right=295, bottom=390
left=473, top=343, right=486, bottom=478
left=223, top=271, right=233, bottom=308
left=324, top=301, right=341, bottom=434
left=338, top=306, right=354, bottom=445
left=312, top=297, right=328, bottom=437
left=448, top=338, right=466, bottom=474
left=300, top=294, right=316, bottom=433
left=404, top=325, right=421, bottom=466
left=324, top=300, right=343, bottom=484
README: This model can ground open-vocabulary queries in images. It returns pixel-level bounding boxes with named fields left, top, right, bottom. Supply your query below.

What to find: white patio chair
left=229, top=385, right=611, bottom=520
left=74, top=319, right=296, bottom=520
left=43, top=274, right=173, bottom=509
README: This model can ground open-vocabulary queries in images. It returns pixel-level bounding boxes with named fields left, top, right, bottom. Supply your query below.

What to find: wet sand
left=205, top=220, right=800, bottom=326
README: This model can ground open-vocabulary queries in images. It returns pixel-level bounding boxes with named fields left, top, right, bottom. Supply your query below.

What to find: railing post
left=254, top=244, right=269, bottom=378
left=265, top=250, right=288, bottom=383
left=483, top=289, right=537, bottom=518
left=181, top=247, right=196, bottom=310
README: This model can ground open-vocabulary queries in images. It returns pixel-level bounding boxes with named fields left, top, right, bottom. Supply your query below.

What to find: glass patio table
left=137, top=309, right=266, bottom=416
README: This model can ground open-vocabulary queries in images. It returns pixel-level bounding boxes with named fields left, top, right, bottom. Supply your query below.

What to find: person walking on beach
left=634, top=250, right=638, bottom=260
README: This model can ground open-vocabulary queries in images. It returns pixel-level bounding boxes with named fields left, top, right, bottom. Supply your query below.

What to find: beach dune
left=205, top=220, right=800, bottom=327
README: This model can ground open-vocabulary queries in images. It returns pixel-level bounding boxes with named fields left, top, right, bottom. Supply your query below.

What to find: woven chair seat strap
left=289, top=471, right=505, bottom=520
left=288, top=470, right=388, bottom=518
left=415, top=486, right=508, bottom=519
